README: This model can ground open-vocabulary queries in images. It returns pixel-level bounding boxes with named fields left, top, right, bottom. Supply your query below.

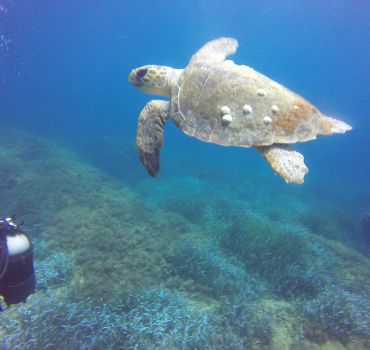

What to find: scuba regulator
left=0, top=217, right=35, bottom=309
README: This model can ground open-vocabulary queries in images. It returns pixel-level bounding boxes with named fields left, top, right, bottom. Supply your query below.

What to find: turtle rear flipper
left=257, top=145, right=309, bottom=184
left=136, top=100, right=170, bottom=176
left=190, top=37, right=238, bottom=64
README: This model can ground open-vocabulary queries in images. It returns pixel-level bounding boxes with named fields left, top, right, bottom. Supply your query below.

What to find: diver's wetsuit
left=0, top=223, right=9, bottom=310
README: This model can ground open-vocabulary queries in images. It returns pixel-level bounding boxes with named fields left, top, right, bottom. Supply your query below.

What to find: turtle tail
left=318, top=115, right=352, bottom=135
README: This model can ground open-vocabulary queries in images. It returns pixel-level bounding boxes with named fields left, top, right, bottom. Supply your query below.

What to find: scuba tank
left=0, top=217, right=35, bottom=308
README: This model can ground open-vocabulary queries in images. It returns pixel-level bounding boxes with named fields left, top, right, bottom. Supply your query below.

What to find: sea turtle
left=128, top=37, right=351, bottom=183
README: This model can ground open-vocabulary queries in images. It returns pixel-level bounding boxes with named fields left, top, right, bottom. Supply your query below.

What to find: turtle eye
left=136, top=68, right=148, bottom=79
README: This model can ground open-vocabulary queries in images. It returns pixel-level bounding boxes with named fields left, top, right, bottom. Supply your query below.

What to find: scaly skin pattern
left=136, top=100, right=170, bottom=176
left=258, top=145, right=309, bottom=184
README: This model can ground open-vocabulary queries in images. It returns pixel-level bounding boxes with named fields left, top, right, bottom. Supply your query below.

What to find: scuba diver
left=0, top=217, right=35, bottom=310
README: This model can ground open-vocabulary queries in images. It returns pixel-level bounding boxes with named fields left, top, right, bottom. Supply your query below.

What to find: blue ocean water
left=1, top=1, right=370, bottom=349
left=1, top=1, right=369, bottom=186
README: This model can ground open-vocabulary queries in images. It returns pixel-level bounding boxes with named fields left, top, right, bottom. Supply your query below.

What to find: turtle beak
left=128, top=70, right=143, bottom=87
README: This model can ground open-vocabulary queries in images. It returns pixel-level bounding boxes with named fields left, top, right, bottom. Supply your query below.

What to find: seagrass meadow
left=0, top=130, right=369, bottom=349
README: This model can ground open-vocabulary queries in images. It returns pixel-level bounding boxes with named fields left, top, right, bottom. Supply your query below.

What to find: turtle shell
left=170, top=60, right=322, bottom=147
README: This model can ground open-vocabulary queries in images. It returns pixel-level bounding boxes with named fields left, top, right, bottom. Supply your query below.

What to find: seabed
left=0, top=129, right=369, bottom=349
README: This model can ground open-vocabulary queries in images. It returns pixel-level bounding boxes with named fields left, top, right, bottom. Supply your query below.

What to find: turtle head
left=129, top=65, right=176, bottom=97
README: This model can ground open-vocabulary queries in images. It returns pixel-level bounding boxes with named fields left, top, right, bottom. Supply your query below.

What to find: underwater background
left=0, top=0, right=369, bottom=349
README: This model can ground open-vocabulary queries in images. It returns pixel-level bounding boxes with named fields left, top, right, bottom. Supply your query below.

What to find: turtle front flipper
left=190, top=37, right=238, bottom=64
left=256, top=145, right=309, bottom=184
left=136, top=100, right=170, bottom=176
